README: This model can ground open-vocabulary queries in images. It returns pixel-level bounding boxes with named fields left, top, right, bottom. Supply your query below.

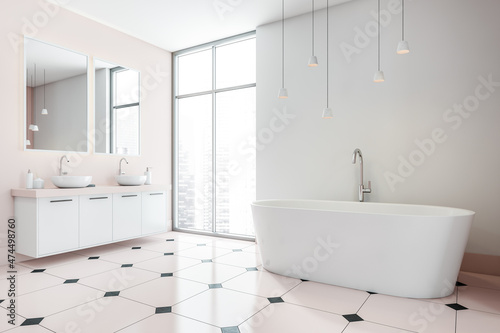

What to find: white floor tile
left=0, top=265, right=33, bottom=278
left=458, top=286, right=500, bottom=314
left=44, top=259, right=120, bottom=279
left=343, top=321, right=414, bottom=333
left=239, top=302, right=348, bottom=333
left=98, top=248, right=163, bottom=265
left=117, top=313, right=221, bottom=333
left=213, top=251, right=262, bottom=268
left=456, top=309, right=500, bottom=333
left=173, top=288, right=269, bottom=327
left=0, top=272, right=64, bottom=298
left=42, top=296, right=154, bottom=333
left=3, top=325, right=53, bottom=333
left=175, top=262, right=246, bottom=284
left=357, top=294, right=456, bottom=333
left=19, top=253, right=87, bottom=270
left=114, top=236, right=167, bottom=248
left=175, top=246, right=232, bottom=260
left=120, top=276, right=207, bottom=307
left=140, top=240, right=197, bottom=253
left=134, top=255, right=200, bottom=273
left=0, top=313, right=24, bottom=331
left=16, top=283, right=104, bottom=318
left=458, top=271, right=500, bottom=291
left=71, top=243, right=130, bottom=257
left=243, top=244, right=260, bottom=253
left=282, top=281, right=369, bottom=315
left=224, top=270, right=300, bottom=298
left=78, top=267, right=159, bottom=292
left=209, top=238, right=255, bottom=250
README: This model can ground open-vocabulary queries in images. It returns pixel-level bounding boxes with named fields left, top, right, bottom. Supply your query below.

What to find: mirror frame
left=93, top=57, right=141, bottom=156
left=24, top=37, right=89, bottom=153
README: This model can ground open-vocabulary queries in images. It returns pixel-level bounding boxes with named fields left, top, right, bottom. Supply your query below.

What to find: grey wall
left=95, top=68, right=110, bottom=154
left=256, top=0, right=500, bottom=256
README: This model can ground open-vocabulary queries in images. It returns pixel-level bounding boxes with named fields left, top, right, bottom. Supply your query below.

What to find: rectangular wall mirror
left=25, top=37, right=88, bottom=152
left=94, top=59, right=140, bottom=155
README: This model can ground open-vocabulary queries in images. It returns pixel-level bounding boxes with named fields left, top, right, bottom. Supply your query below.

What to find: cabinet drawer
left=38, top=196, right=79, bottom=255
left=79, top=194, right=113, bottom=247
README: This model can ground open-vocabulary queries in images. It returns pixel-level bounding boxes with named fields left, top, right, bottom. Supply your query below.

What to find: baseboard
left=461, top=252, right=500, bottom=276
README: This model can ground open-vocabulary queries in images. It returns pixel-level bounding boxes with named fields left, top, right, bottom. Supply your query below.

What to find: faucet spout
left=59, top=155, right=69, bottom=176
left=119, top=158, right=129, bottom=175
left=352, top=148, right=371, bottom=202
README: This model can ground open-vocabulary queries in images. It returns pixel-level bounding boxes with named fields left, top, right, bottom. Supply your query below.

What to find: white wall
left=94, top=68, right=110, bottom=154
left=0, top=0, right=172, bottom=264
left=33, top=74, right=87, bottom=151
left=256, top=0, right=500, bottom=256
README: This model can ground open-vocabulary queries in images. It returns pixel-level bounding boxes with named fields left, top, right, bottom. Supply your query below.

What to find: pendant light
left=278, top=0, right=288, bottom=98
left=396, top=0, right=410, bottom=54
left=41, top=69, right=48, bottom=115
left=30, top=64, right=39, bottom=131
left=373, top=0, right=385, bottom=82
left=308, top=0, right=319, bottom=67
left=322, top=0, right=333, bottom=118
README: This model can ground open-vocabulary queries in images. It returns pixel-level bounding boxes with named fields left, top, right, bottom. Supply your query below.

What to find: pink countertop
left=11, top=184, right=168, bottom=198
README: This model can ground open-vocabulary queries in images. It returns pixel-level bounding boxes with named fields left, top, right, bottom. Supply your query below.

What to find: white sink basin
left=51, top=175, right=92, bottom=188
left=115, top=174, right=147, bottom=186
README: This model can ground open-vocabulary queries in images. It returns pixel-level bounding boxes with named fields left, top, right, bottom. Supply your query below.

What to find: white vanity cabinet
left=79, top=194, right=113, bottom=247
left=38, top=196, right=79, bottom=255
left=142, top=191, right=167, bottom=235
left=12, top=185, right=168, bottom=258
left=113, top=193, right=142, bottom=241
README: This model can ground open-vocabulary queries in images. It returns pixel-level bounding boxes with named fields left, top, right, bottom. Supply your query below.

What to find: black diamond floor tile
left=132, top=247, right=141, bottom=250
left=456, top=281, right=467, bottom=287
left=221, top=327, right=240, bottom=333
left=166, top=239, right=174, bottom=242
left=31, top=269, right=45, bottom=273
left=201, top=259, right=212, bottom=263
left=104, top=291, right=120, bottom=297
left=366, top=291, right=378, bottom=295
left=209, top=283, right=223, bottom=289
left=155, top=306, right=172, bottom=314
left=446, top=303, right=468, bottom=311
left=21, top=317, right=44, bottom=326
left=343, top=314, right=364, bottom=322
left=88, top=256, right=99, bottom=260
left=232, top=249, right=243, bottom=252
left=246, top=267, right=258, bottom=271
left=164, top=252, right=174, bottom=256
left=64, top=279, right=79, bottom=284
left=268, top=297, right=284, bottom=303
left=161, top=273, right=173, bottom=277
left=121, top=264, right=133, bottom=268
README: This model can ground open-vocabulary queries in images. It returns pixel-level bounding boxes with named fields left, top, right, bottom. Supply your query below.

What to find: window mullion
left=211, top=45, right=217, bottom=234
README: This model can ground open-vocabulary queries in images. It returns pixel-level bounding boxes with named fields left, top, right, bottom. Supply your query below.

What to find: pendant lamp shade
left=29, top=124, right=39, bottom=131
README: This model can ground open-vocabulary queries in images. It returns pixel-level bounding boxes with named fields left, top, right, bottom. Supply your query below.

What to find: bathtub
left=251, top=200, right=474, bottom=298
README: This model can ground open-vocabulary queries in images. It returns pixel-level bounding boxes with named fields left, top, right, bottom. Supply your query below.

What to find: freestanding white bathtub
left=251, top=200, right=474, bottom=298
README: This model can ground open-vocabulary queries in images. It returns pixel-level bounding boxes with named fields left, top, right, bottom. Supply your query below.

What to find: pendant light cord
left=282, top=0, right=285, bottom=88
left=43, top=69, right=46, bottom=108
left=326, top=0, right=329, bottom=107
left=312, top=0, right=315, bottom=56
left=402, top=0, right=405, bottom=40
left=377, top=0, right=381, bottom=71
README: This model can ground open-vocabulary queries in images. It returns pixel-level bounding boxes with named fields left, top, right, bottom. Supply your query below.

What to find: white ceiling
left=49, top=0, right=352, bottom=52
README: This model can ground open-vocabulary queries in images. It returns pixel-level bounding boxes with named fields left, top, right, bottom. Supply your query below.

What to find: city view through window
left=174, top=34, right=256, bottom=237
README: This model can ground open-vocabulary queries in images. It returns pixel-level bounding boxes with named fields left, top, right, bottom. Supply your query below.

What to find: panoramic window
left=173, top=32, right=256, bottom=238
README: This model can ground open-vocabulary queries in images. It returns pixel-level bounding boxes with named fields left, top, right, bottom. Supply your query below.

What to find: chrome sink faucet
left=352, top=148, right=371, bottom=202
left=59, top=155, right=69, bottom=176
left=119, top=158, right=129, bottom=175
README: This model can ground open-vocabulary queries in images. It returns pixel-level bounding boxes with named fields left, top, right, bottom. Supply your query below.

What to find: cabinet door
left=38, top=196, right=79, bottom=255
left=113, top=193, right=141, bottom=241
left=142, top=191, right=167, bottom=235
left=79, top=194, right=113, bottom=247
